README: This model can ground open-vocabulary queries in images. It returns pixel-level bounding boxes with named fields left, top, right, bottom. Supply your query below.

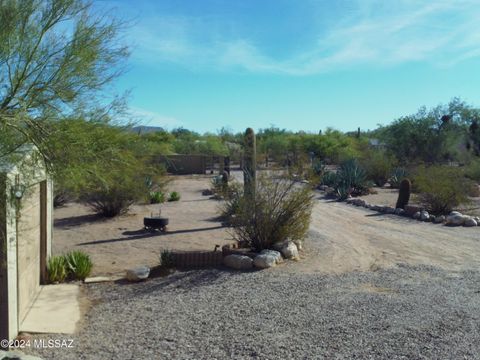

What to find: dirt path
left=296, top=194, right=480, bottom=274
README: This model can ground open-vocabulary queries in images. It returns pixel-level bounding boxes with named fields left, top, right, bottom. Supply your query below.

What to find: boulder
left=446, top=214, right=467, bottom=226
left=281, top=242, right=299, bottom=260
left=464, top=218, right=477, bottom=227
left=260, top=249, right=283, bottom=263
left=449, top=211, right=462, bottom=216
left=405, top=205, right=422, bottom=217
left=126, top=266, right=150, bottom=282
left=434, top=215, right=446, bottom=224
left=223, top=255, right=253, bottom=270
left=253, top=254, right=277, bottom=269
left=420, top=210, right=430, bottom=221
left=413, top=211, right=421, bottom=220
left=385, top=207, right=396, bottom=214
left=394, top=208, right=405, bottom=215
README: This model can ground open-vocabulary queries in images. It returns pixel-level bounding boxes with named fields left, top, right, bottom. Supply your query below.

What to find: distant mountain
left=131, top=125, right=165, bottom=134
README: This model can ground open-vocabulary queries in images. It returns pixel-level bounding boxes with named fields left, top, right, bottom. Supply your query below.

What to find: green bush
left=160, top=249, right=175, bottom=268
left=413, top=165, right=472, bottom=215
left=362, top=151, right=396, bottom=187
left=320, top=171, right=338, bottom=187
left=168, top=191, right=181, bottom=202
left=150, top=191, right=165, bottom=204
left=47, top=256, right=68, bottom=283
left=65, top=251, right=93, bottom=280
left=226, top=176, right=313, bottom=251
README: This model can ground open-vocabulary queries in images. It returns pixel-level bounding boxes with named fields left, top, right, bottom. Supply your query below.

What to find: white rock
left=464, top=218, right=477, bottom=227
left=126, top=266, right=150, bottom=282
left=413, top=211, right=421, bottom=220
left=446, top=214, right=467, bottom=226
left=281, top=242, right=299, bottom=260
left=450, top=211, right=462, bottom=216
left=253, top=254, right=277, bottom=268
left=223, top=255, right=253, bottom=270
left=434, top=215, right=446, bottom=224
left=260, top=249, right=283, bottom=263
left=420, top=210, right=430, bottom=221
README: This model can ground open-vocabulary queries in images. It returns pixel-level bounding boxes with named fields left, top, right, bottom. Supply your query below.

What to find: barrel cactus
left=395, top=178, right=411, bottom=209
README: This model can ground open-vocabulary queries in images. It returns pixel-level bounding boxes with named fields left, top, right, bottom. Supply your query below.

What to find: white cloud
left=129, top=107, right=180, bottom=128
left=128, top=0, right=480, bottom=75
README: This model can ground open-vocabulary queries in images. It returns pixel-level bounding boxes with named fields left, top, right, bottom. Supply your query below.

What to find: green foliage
left=395, top=178, right=411, bottom=209
left=168, top=191, right=181, bottom=202
left=65, top=251, right=93, bottom=280
left=0, top=0, right=128, bottom=161
left=226, top=176, right=313, bottom=251
left=47, top=256, right=68, bottom=283
left=413, top=165, right=472, bottom=215
left=335, top=159, right=370, bottom=200
left=160, top=249, right=175, bottom=268
left=320, top=171, right=338, bottom=187
left=390, top=167, right=408, bottom=188
left=150, top=191, right=165, bottom=204
left=362, top=150, right=396, bottom=187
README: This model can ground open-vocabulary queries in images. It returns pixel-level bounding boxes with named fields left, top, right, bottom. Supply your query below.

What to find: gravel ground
left=27, top=263, right=480, bottom=360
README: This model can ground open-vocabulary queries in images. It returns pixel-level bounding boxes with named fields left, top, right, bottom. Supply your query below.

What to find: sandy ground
left=53, top=175, right=234, bottom=276
left=53, top=175, right=480, bottom=277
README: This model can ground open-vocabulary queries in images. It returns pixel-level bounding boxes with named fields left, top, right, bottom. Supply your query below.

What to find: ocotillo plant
left=243, top=127, right=256, bottom=199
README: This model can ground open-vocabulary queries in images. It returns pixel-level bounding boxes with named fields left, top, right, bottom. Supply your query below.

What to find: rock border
left=344, top=197, right=479, bottom=228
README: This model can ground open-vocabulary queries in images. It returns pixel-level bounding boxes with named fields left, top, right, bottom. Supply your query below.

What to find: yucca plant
left=65, top=251, right=93, bottom=280
left=320, top=171, right=338, bottom=187
left=47, top=256, right=68, bottom=283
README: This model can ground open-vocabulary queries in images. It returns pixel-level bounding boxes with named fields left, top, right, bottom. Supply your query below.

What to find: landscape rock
left=464, top=218, right=477, bottom=227
left=413, top=212, right=421, bottom=220
left=434, top=215, right=446, bottom=224
left=126, top=266, right=150, bottom=282
left=449, top=211, right=462, bottom=216
left=0, top=350, right=43, bottom=360
left=318, top=185, right=328, bottom=191
left=260, top=249, right=283, bottom=263
left=446, top=214, right=467, bottom=226
left=405, top=205, right=422, bottom=217
left=420, top=211, right=430, bottom=221
left=223, top=255, right=253, bottom=270
left=281, top=242, right=299, bottom=260
left=386, top=207, right=396, bottom=214
left=253, top=254, right=277, bottom=269
left=394, top=208, right=405, bottom=215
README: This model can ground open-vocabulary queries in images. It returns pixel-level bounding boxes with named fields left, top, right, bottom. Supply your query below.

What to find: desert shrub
left=390, top=167, right=408, bottom=188
left=65, top=251, right=93, bottom=280
left=464, top=159, right=480, bottom=182
left=413, top=165, right=473, bottom=215
left=160, top=249, right=175, bottom=268
left=168, top=191, right=181, bottom=202
left=362, top=151, right=396, bottom=187
left=150, top=191, right=165, bottom=204
left=47, top=256, right=68, bottom=283
left=226, top=176, right=313, bottom=251
left=335, top=159, right=370, bottom=200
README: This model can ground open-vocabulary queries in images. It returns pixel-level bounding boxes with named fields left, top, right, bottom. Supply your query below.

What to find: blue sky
left=98, top=0, right=480, bottom=133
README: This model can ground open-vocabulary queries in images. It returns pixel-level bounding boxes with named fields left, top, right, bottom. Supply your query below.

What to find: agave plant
left=335, top=159, right=369, bottom=199
left=390, top=167, right=408, bottom=188
left=320, top=171, right=338, bottom=187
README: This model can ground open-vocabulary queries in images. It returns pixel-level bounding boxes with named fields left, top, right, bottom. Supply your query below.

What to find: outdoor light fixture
left=12, top=175, right=26, bottom=199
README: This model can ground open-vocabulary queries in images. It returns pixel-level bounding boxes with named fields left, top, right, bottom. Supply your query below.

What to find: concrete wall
left=158, top=155, right=207, bottom=175
left=0, top=147, right=52, bottom=342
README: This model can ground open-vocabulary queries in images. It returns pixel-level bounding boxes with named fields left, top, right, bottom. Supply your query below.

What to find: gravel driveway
left=29, top=262, right=480, bottom=359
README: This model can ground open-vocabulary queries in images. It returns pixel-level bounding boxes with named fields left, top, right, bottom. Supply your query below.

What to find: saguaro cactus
left=243, top=127, right=256, bottom=199
left=395, top=178, right=411, bottom=209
